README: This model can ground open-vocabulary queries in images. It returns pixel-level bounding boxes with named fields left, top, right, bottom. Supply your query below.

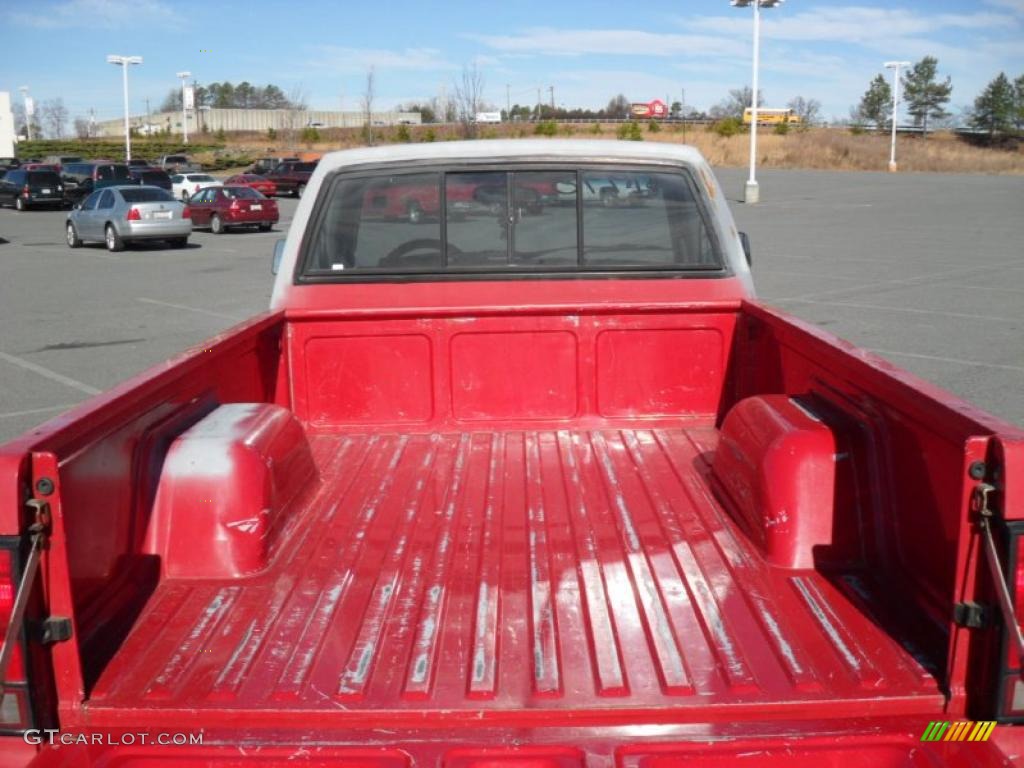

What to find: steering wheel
left=382, top=239, right=460, bottom=266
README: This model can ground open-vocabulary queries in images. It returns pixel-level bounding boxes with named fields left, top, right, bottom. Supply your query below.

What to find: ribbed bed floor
left=88, top=427, right=942, bottom=720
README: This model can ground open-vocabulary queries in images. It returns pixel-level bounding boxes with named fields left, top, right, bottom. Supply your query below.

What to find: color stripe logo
left=921, top=721, right=997, bottom=742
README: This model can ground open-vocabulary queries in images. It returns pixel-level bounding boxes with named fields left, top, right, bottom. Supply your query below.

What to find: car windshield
left=222, top=187, right=262, bottom=199
left=97, top=165, right=131, bottom=181
left=302, top=165, right=722, bottom=277
left=120, top=188, right=174, bottom=203
left=28, top=172, right=60, bottom=184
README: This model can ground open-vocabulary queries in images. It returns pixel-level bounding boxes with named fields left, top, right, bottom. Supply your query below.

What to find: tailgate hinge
left=973, top=482, right=1024, bottom=669
left=0, top=498, right=53, bottom=688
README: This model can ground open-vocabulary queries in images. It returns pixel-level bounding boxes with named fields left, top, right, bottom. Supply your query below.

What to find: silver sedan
left=66, top=185, right=192, bottom=252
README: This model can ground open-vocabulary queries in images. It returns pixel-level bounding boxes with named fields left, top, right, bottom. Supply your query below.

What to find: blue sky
left=3, top=0, right=1022, bottom=126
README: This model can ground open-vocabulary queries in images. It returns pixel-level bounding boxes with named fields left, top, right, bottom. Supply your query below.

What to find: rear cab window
left=120, top=188, right=173, bottom=203
left=300, top=163, right=724, bottom=279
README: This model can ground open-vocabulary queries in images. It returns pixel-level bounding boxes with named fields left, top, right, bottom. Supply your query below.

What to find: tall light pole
left=884, top=61, right=910, bottom=172
left=731, top=0, right=783, bottom=204
left=107, top=55, right=143, bottom=161
left=176, top=71, right=191, bottom=144
left=18, top=87, right=32, bottom=140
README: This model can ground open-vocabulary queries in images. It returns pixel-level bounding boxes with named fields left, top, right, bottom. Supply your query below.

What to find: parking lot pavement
left=0, top=168, right=1022, bottom=443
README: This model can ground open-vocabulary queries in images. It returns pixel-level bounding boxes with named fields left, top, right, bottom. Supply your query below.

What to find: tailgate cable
left=0, top=499, right=50, bottom=688
left=974, top=483, right=1024, bottom=672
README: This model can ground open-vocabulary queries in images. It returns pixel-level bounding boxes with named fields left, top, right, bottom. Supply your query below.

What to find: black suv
left=60, top=162, right=132, bottom=204
left=128, top=167, right=173, bottom=191
left=0, top=169, right=64, bottom=210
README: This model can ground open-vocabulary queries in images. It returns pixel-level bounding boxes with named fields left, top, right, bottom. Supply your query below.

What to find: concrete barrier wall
left=95, top=108, right=421, bottom=137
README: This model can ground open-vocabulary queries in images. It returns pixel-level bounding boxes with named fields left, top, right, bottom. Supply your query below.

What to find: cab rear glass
left=300, top=164, right=723, bottom=280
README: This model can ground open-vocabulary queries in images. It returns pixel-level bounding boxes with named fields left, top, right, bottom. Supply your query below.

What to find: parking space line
left=0, top=351, right=101, bottom=395
left=0, top=404, right=75, bottom=420
left=868, top=348, right=1024, bottom=374
left=782, top=298, right=1019, bottom=324
left=772, top=258, right=1024, bottom=304
left=137, top=297, right=244, bottom=321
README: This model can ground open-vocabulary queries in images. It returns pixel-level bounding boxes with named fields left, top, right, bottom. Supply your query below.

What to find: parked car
left=223, top=173, right=277, bottom=197
left=60, top=161, right=133, bottom=204
left=0, top=157, right=20, bottom=172
left=263, top=160, right=317, bottom=197
left=127, top=158, right=151, bottom=169
left=248, top=156, right=299, bottom=175
left=18, top=163, right=59, bottom=172
left=0, top=168, right=64, bottom=210
left=2, top=140, right=1021, bottom=765
left=128, top=167, right=173, bottom=192
left=42, top=154, right=83, bottom=172
left=65, top=185, right=191, bottom=251
left=159, top=154, right=200, bottom=174
left=187, top=185, right=279, bottom=234
left=170, top=173, right=222, bottom=201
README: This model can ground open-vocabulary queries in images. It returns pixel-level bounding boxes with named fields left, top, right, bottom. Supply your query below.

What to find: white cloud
left=984, top=0, right=1024, bottom=14
left=689, top=6, right=1017, bottom=44
left=8, top=0, right=181, bottom=28
left=306, top=46, right=456, bottom=73
left=471, top=28, right=730, bottom=58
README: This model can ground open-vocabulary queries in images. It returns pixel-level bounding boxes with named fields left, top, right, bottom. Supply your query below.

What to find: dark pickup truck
left=264, top=160, right=317, bottom=197
left=0, top=140, right=1021, bottom=766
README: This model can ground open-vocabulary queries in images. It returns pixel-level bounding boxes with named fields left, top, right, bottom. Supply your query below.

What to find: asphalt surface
left=0, top=168, right=1021, bottom=442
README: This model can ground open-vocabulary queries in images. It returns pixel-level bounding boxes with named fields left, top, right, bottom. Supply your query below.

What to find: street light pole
left=107, top=55, right=142, bottom=162
left=884, top=61, right=910, bottom=172
left=731, top=0, right=783, bottom=204
left=177, top=71, right=191, bottom=144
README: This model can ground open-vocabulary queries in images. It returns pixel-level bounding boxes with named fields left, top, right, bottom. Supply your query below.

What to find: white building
left=0, top=92, right=15, bottom=157
left=93, top=107, right=421, bottom=137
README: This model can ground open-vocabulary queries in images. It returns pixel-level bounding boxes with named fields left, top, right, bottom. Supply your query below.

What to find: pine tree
left=856, top=74, right=891, bottom=128
left=971, top=73, right=1015, bottom=136
left=902, top=57, right=952, bottom=136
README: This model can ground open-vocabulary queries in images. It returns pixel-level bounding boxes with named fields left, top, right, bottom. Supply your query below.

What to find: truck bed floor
left=88, top=427, right=943, bottom=724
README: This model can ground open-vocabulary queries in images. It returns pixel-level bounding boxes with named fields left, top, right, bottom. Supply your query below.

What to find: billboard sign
left=24, top=96, right=35, bottom=116
left=183, top=86, right=195, bottom=110
left=631, top=99, right=668, bottom=119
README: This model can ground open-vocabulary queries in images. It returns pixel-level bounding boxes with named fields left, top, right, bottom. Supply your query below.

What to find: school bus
left=742, top=108, right=802, bottom=125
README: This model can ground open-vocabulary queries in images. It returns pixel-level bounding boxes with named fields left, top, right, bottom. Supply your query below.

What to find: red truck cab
left=1, top=141, right=1022, bottom=766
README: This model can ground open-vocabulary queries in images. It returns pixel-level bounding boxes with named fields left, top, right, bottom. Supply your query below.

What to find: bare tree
left=709, top=87, right=763, bottom=120
left=40, top=98, right=69, bottom=139
left=787, top=96, right=822, bottom=129
left=361, top=67, right=376, bottom=145
left=73, top=116, right=93, bottom=139
left=283, top=84, right=308, bottom=146
left=453, top=62, right=485, bottom=138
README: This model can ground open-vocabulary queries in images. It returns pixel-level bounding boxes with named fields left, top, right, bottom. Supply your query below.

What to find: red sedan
left=187, top=185, right=279, bottom=234
left=223, top=173, right=277, bottom=197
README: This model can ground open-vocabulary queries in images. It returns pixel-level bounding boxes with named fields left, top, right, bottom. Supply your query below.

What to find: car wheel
left=210, top=214, right=224, bottom=234
left=169, top=237, right=188, bottom=249
left=66, top=222, right=82, bottom=248
left=259, top=222, right=273, bottom=232
left=296, top=184, right=306, bottom=199
left=15, top=197, right=26, bottom=211
left=407, top=200, right=423, bottom=224
left=105, top=224, right=125, bottom=252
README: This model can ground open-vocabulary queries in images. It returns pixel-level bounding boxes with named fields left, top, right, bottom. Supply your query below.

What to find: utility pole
left=549, top=85, right=555, bottom=111
left=18, top=87, right=32, bottom=140
left=537, top=87, right=542, bottom=120
left=506, top=83, right=511, bottom=119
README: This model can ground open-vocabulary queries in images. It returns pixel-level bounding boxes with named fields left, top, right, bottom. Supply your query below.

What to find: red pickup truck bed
left=87, top=425, right=939, bottom=726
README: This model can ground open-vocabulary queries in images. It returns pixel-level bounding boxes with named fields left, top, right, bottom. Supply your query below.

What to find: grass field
left=210, top=123, right=1024, bottom=175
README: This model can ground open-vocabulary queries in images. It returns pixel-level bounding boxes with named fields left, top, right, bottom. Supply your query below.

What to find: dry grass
left=221, top=124, right=1024, bottom=175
